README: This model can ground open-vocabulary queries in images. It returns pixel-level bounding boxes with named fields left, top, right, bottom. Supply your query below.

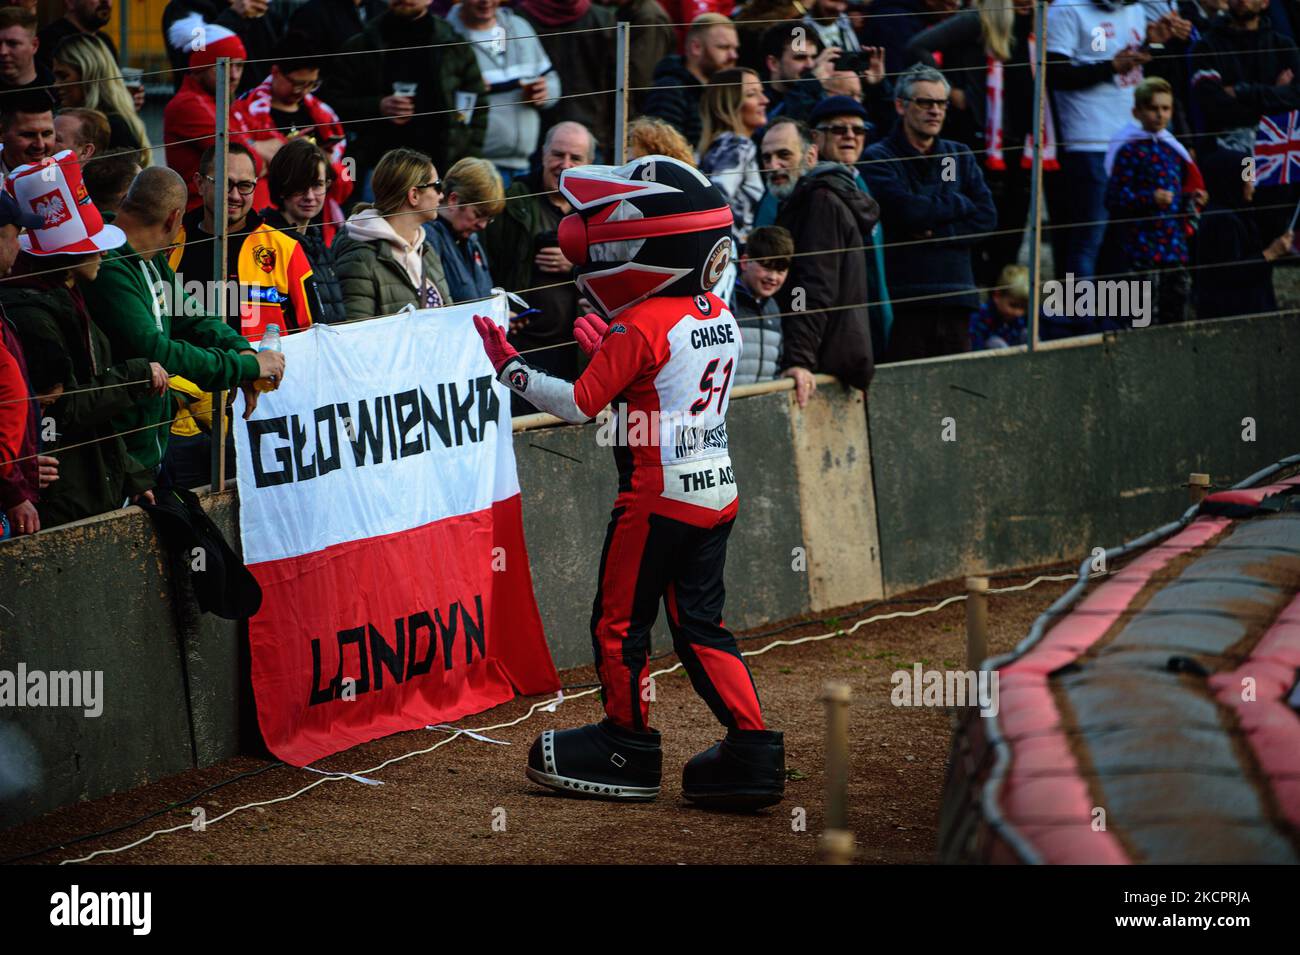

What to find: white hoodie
left=345, top=207, right=427, bottom=289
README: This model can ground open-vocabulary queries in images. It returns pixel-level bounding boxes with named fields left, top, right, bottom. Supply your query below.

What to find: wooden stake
left=1189, top=472, right=1211, bottom=505
left=819, top=680, right=855, bottom=864
left=965, top=576, right=989, bottom=671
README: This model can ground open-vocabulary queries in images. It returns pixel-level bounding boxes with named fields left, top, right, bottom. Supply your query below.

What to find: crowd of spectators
left=1, top=0, right=1297, bottom=541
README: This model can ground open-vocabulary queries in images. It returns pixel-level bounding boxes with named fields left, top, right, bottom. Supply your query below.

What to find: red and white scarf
left=985, top=37, right=1058, bottom=172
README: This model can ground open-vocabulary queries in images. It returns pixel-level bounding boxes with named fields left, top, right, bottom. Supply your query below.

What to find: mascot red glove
left=573, top=313, right=608, bottom=356
left=472, top=313, right=519, bottom=373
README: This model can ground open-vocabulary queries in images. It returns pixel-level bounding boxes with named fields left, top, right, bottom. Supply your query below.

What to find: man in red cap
left=163, top=15, right=270, bottom=212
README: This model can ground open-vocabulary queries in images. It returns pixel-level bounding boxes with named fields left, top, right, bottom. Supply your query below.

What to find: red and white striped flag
left=233, top=293, right=559, bottom=766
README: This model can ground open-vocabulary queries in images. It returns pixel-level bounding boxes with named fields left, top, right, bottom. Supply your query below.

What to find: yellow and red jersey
left=169, top=212, right=321, bottom=344
left=232, top=222, right=318, bottom=343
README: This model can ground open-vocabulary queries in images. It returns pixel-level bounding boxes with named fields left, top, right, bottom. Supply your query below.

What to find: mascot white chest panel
left=652, top=300, right=741, bottom=511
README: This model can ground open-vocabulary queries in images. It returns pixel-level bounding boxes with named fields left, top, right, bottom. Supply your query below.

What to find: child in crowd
left=969, top=264, right=1029, bottom=350
left=1102, top=77, right=1206, bottom=325
left=729, top=226, right=793, bottom=385
left=1195, top=149, right=1294, bottom=321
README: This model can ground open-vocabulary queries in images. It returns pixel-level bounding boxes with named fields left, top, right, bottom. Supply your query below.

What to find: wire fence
left=0, top=242, right=1291, bottom=472
left=4, top=1, right=1297, bottom=508
left=35, top=1, right=1295, bottom=164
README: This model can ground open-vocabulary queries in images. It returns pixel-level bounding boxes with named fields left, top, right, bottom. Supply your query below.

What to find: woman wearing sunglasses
left=334, top=147, right=452, bottom=321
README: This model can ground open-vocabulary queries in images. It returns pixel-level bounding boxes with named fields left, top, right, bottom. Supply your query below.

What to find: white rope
left=57, top=571, right=1081, bottom=864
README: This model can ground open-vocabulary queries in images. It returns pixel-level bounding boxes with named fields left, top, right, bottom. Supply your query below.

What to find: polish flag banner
left=233, top=293, right=559, bottom=766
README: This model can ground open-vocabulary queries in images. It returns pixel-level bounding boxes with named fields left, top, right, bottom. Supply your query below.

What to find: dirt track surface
left=1, top=570, right=1074, bottom=865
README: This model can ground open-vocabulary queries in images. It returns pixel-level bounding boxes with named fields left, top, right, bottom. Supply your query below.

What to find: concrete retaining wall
left=867, top=314, right=1300, bottom=594
left=2, top=312, right=1296, bottom=830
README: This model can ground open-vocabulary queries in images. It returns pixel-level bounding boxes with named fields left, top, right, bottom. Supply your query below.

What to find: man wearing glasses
left=808, top=95, right=894, bottom=361
left=239, top=33, right=353, bottom=220
left=171, top=142, right=322, bottom=342
left=761, top=116, right=878, bottom=408
left=861, top=64, right=995, bottom=361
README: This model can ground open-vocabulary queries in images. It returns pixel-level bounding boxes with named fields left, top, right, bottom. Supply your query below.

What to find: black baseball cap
left=0, top=189, right=43, bottom=229
left=809, top=95, right=871, bottom=127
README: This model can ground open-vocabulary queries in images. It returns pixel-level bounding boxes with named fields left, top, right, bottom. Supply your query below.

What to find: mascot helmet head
left=558, top=155, right=735, bottom=319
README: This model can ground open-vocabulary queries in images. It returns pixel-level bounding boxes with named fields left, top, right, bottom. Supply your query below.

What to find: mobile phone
left=833, top=51, right=871, bottom=74
left=534, top=230, right=559, bottom=252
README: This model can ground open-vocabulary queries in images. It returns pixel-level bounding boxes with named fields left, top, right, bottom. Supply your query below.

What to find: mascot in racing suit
left=473, top=155, right=785, bottom=809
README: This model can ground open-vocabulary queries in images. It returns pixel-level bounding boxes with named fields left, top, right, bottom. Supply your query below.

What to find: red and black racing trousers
left=590, top=504, right=766, bottom=733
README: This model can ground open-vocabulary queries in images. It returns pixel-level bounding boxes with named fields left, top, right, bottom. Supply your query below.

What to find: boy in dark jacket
left=861, top=65, right=996, bottom=361
left=2, top=276, right=163, bottom=527
left=730, top=225, right=793, bottom=385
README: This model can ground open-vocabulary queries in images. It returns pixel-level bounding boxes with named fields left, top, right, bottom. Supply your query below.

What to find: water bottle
left=255, top=324, right=281, bottom=393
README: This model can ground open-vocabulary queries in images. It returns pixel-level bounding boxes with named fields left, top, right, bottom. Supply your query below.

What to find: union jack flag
left=1254, top=112, right=1300, bottom=186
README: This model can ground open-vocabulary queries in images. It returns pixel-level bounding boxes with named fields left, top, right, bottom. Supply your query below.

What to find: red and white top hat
left=7, top=150, right=126, bottom=256
left=167, top=13, right=248, bottom=68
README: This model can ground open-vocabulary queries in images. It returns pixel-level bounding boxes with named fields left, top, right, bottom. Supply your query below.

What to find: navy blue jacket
left=729, top=278, right=783, bottom=386
left=425, top=218, right=495, bottom=304
left=860, top=123, right=996, bottom=310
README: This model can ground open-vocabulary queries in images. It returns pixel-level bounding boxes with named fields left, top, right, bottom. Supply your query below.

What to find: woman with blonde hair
left=426, top=156, right=505, bottom=303
left=333, top=147, right=452, bottom=321
left=51, top=34, right=149, bottom=162
left=626, top=117, right=695, bottom=167
left=697, top=67, right=768, bottom=243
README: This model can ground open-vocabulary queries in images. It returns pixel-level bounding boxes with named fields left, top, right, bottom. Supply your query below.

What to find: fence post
left=1026, top=0, right=1048, bottom=352
left=614, top=20, right=630, bottom=166
left=965, top=576, right=989, bottom=670
left=210, top=56, right=230, bottom=492
left=1189, top=472, right=1211, bottom=505
left=819, top=680, right=855, bottom=864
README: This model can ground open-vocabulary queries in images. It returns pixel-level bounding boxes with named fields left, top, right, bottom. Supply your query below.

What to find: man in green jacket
left=83, top=167, right=285, bottom=473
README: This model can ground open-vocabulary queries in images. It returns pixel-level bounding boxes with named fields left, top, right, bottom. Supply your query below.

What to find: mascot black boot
left=472, top=155, right=781, bottom=808
left=525, top=719, right=662, bottom=800
left=683, top=729, right=785, bottom=810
